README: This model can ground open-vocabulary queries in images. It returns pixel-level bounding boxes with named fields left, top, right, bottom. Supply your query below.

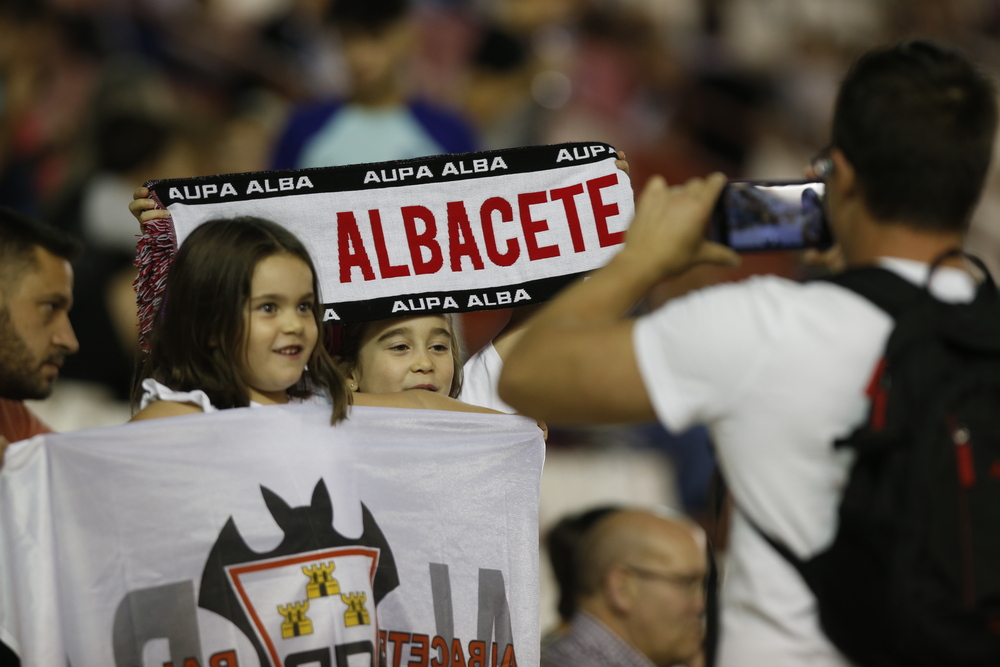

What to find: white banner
left=0, top=405, right=543, bottom=667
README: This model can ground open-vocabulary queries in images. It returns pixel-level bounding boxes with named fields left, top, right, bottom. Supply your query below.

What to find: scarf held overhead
left=136, top=142, right=632, bottom=344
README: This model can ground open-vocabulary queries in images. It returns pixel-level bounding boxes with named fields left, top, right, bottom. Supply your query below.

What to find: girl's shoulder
left=131, top=400, right=204, bottom=422
left=133, top=378, right=218, bottom=421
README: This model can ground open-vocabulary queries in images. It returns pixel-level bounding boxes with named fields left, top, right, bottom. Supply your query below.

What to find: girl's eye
left=297, top=302, right=313, bottom=313
left=258, top=303, right=276, bottom=314
left=431, top=344, right=450, bottom=352
left=389, top=343, right=409, bottom=352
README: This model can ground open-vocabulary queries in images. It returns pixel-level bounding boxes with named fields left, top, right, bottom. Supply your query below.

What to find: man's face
left=0, top=247, right=78, bottom=400
left=340, top=20, right=413, bottom=101
left=622, top=524, right=707, bottom=667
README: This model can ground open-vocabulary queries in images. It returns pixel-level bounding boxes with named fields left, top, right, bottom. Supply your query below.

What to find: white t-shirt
left=632, top=258, right=977, bottom=667
left=459, top=342, right=517, bottom=413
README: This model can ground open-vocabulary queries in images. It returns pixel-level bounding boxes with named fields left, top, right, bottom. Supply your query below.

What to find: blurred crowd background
left=5, top=0, right=1000, bottom=632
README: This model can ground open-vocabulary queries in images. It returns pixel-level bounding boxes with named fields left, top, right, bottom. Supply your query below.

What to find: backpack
left=748, top=254, right=1000, bottom=667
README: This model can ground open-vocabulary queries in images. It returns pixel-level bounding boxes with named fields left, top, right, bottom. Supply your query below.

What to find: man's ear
left=829, top=148, right=857, bottom=198
left=603, top=565, right=635, bottom=615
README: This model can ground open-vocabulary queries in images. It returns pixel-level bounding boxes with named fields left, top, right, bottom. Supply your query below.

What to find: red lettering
left=370, top=209, right=410, bottom=278
left=389, top=631, right=412, bottom=667
left=183, top=659, right=201, bottom=667
left=447, top=201, right=485, bottom=272
left=550, top=183, right=586, bottom=252
left=402, top=206, right=443, bottom=275
left=491, top=643, right=498, bottom=667
left=518, top=191, right=560, bottom=260
left=500, top=645, right=517, bottom=667
left=409, top=633, right=430, bottom=667
left=337, top=212, right=376, bottom=282
left=431, top=636, right=450, bottom=667
left=587, top=174, right=624, bottom=247
left=480, top=197, right=519, bottom=266
left=468, top=641, right=486, bottom=667
left=209, top=651, right=238, bottom=667
left=451, top=638, right=467, bottom=667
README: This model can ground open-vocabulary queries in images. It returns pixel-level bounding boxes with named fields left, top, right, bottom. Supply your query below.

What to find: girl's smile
left=244, top=253, right=318, bottom=404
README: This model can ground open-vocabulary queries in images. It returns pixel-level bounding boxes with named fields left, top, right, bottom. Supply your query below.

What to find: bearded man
left=0, top=207, right=81, bottom=459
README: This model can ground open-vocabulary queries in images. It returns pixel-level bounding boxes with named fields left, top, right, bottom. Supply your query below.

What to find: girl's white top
left=139, top=378, right=326, bottom=412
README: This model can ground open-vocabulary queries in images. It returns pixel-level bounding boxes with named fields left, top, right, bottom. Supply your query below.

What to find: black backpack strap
left=740, top=507, right=812, bottom=580
left=822, top=250, right=995, bottom=318
left=704, top=535, right=721, bottom=667
left=0, top=641, right=18, bottom=667
left=822, top=266, right=924, bottom=320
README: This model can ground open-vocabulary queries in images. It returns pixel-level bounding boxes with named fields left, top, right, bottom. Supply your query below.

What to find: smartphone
left=710, top=180, right=833, bottom=252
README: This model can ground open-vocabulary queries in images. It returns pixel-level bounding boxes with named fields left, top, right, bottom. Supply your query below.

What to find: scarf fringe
left=132, top=193, right=177, bottom=352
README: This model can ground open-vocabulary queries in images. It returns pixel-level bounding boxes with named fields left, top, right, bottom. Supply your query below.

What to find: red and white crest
left=226, top=546, right=381, bottom=666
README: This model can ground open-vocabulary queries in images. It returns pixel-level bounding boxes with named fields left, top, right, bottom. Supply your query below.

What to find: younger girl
left=336, top=314, right=463, bottom=398
left=131, top=216, right=501, bottom=421
left=335, top=308, right=532, bottom=414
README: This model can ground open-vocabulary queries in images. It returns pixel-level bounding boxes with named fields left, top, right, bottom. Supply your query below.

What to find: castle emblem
left=341, top=592, right=371, bottom=627
left=304, top=562, right=340, bottom=598
left=278, top=601, right=313, bottom=638
left=197, top=480, right=399, bottom=667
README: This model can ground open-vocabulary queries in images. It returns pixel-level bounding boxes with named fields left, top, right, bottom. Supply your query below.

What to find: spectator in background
left=272, top=0, right=476, bottom=170
left=0, top=207, right=80, bottom=457
left=543, top=505, right=622, bottom=648
left=461, top=23, right=544, bottom=151
left=47, top=110, right=187, bottom=401
left=0, top=2, right=101, bottom=218
left=542, top=509, right=707, bottom=667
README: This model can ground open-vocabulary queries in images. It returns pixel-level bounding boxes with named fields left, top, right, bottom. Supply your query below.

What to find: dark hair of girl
left=336, top=314, right=464, bottom=398
left=132, top=216, right=351, bottom=422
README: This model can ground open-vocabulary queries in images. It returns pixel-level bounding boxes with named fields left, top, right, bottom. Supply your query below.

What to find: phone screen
left=711, top=180, right=832, bottom=252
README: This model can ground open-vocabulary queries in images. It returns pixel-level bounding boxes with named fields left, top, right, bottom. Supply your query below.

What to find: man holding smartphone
left=500, top=41, right=995, bottom=667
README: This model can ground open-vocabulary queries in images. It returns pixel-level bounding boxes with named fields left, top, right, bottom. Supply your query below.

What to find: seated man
left=0, top=207, right=80, bottom=458
left=542, top=509, right=707, bottom=667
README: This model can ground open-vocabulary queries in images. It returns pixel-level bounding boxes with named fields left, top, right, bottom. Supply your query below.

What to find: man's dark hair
left=0, top=207, right=82, bottom=293
left=832, top=40, right=998, bottom=231
left=547, top=505, right=621, bottom=622
left=328, top=0, right=409, bottom=32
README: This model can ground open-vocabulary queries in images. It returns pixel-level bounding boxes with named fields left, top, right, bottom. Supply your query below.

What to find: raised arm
left=498, top=173, right=738, bottom=424
left=490, top=151, right=631, bottom=363
left=352, top=390, right=504, bottom=414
